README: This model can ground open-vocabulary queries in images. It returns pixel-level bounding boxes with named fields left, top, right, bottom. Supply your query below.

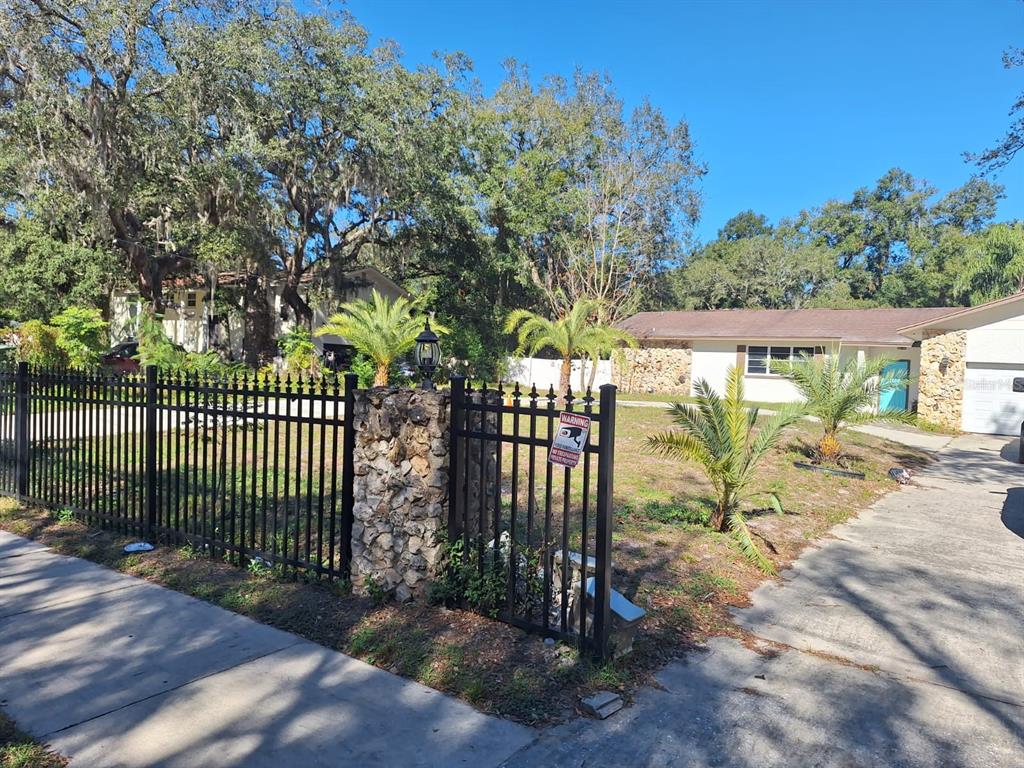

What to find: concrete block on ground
left=579, top=691, right=623, bottom=719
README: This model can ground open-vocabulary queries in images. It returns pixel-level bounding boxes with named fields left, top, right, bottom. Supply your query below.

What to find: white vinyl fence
left=505, top=357, right=613, bottom=393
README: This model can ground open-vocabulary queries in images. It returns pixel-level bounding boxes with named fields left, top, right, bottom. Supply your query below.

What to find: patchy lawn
left=0, top=711, right=67, bottom=768
left=0, top=407, right=931, bottom=725
left=608, top=406, right=931, bottom=669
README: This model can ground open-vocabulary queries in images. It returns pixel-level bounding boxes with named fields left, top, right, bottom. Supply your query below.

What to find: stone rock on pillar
left=349, top=386, right=450, bottom=601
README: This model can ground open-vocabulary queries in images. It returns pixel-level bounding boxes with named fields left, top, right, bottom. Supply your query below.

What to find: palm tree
left=504, top=301, right=636, bottom=394
left=315, top=290, right=447, bottom=386
left=579, top=324, right=639, bottom=391
left=647, top=366, right=804, bottom=574
left=777, top=355, right=915, bottom=463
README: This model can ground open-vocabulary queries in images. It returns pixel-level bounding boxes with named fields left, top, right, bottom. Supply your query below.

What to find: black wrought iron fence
left=448, top=376, right=616, bottom=659
left=0, top=363, right=356, bottom=580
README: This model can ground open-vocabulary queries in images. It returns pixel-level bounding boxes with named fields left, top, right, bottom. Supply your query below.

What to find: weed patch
left=1, top=711, right=67, bottom=768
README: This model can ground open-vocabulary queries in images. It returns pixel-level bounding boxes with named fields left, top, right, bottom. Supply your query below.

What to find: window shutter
left=736, top=345, right=746, bottom=371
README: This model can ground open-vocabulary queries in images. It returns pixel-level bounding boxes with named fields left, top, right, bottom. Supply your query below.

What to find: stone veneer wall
left=350, top=387, right=449, bottom=602
left=917, top=330, right=967, bottom=431
left=612, top=341, right=692, bottom=395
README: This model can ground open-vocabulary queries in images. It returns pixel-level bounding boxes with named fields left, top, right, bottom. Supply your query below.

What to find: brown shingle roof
left=618, top=307, right=958, bottom=346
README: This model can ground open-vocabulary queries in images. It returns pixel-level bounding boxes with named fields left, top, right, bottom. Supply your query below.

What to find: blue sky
left=339, top=0, right=1022, bottom=243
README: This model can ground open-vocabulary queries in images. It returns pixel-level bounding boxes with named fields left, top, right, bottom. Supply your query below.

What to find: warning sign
left=549, top=412, right=591, bottom=468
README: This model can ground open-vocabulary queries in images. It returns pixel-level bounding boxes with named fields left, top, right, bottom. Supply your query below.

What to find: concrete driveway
left=503, top=434, right=1024, bottom=767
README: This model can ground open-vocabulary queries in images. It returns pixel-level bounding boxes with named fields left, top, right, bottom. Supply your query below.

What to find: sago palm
left=777, top=355, right=915, bottom=463
left=316, top=290, right=447, bottom=386
left=646, top=366, right=804, bottom=574
left=504, top=301, right=636, bottom=394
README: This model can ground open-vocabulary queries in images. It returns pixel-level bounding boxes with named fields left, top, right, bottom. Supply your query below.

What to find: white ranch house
left=613, top=294, right=1024, bottom=436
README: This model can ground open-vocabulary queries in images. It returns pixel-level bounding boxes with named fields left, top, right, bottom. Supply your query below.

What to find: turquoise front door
left=880, top=360, right=910, bottom=412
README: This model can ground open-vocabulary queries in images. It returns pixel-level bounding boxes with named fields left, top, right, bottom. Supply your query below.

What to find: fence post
left=447, top=376, right=465, bottom=542
left=14, top=362, right=29, bottom=499
left=340, top=372, right=357, bottom=578
left=592, top=383, right=616, bottom=661
left=144, top=365, right=159, bottom=541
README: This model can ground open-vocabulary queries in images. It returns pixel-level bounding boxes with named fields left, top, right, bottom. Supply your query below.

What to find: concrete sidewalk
left=503, top=433, right=1024, bottom=767
left=0, top=531, right=532, bottom=767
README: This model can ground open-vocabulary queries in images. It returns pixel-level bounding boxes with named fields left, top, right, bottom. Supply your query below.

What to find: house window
left=746, top=346, right=816, bottom=375
left=186, top=292, right=198, bottom=309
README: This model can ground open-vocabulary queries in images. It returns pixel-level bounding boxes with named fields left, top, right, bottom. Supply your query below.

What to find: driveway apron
left=503, top=433, right=1024, bottom=767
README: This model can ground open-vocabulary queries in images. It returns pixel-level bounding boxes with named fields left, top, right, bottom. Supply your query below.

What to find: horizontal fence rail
left=0, top=363, right=356, bottom=580
left=448, top=376, right=615, bottom=659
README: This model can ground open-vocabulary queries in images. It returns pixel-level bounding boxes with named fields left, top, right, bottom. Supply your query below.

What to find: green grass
left=676, top=571, right=740, bottom=599
left=914, top=416, right=961, bottom=435
left=617, top=391, right=786, bottom=410
left=1, top=712, right=66, bottom=768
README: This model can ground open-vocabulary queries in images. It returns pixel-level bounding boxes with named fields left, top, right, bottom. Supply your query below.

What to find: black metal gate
left=448, top=376, right=616, bottom=659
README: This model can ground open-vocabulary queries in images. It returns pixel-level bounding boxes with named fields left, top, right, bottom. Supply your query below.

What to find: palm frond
left=747, top=402, right=806, bottom=466
left=728, top=509, right=777, bottom=575
left=756, top=491, right=785, bottom=515
left=646, top=430, right=716, bottom=468
left=845, top=408, right=918, bottom=426
left=503, top=301, right=633, bottom=368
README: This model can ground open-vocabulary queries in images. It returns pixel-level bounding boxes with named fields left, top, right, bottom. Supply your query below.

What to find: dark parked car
left=101, top=340, right=140, bottom=374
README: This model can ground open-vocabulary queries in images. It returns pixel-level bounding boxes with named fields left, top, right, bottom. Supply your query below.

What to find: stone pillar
left=917, top=330, right=967, bottom=430
left=350, top=387, right=450, bottom=602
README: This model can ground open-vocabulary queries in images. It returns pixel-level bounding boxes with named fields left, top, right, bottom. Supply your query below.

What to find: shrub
left=13, top=320, right=65, bottom=367
left=136, top=311, right=242, bottom=378
left=348, top=353, right=377, bottom=389
left=136, top=311, right=186, bottom=373
left=430, top=535, right=543, bottom=618
left=277, top=325, right=320, bottom=378
left=51, top=306, right=108, bottom=368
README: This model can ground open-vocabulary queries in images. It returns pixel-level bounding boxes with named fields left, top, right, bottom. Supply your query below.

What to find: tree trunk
left=710, top=503, right=728, bottom=532
left=109, top=207, right=189, bottom=313
left=280, top=279, right=314, bottom=327
left=559, top=357, right=572, bottom=396
left=242, top=270, right=275, bottom=367
left=374, top=363, right=389, bottom=387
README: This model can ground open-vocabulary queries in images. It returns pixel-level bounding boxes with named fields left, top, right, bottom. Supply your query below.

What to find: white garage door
left=962, top=364, right=1024, bottom=435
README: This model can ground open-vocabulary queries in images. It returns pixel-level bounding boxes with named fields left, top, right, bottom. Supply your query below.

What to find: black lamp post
left=414, top=318, right=440, bottom=390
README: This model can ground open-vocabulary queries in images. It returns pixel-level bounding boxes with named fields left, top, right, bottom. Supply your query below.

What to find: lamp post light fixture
left=414, top=318, right=440, bottom=390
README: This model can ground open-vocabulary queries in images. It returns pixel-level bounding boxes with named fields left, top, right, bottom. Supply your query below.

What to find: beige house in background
left=110, top=267, right=408, bottom=361
left=616, top=293, right=1024, bottom=436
